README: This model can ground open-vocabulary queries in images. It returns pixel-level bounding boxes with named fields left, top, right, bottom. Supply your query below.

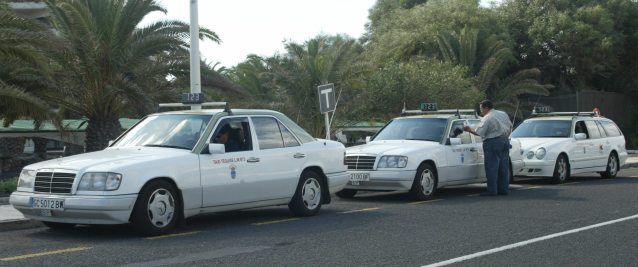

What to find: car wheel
left=131, top=180, right=180, bottom=236
left=409, top=163, right=438, bottom=201
left=42, top=221, right=76, bottom=230
left=289, top=170, right=323, bottom=217
left=601, top=153, right=619, bottom=179
left=552, top=154, right=569, bottom=184
left=335, top=189, right=357, bottom=199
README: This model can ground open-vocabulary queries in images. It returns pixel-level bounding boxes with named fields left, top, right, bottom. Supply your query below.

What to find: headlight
left=377, top=156, right=408, bottom=168
left=17, top=169, right=36, bottom=188
left=78, top=172, right=122, bottom=191
left=526, top=151, right=535, bottom=159
left=535, top=147, right=546, bottom=160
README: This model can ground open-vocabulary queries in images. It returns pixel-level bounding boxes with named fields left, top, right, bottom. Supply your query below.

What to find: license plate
left=31, top=197, right=64, bottom=211
left=350, top=173, right=370, bottom=182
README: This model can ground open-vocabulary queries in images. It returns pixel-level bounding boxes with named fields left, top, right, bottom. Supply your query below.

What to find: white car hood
left=347, top=140, right=440, bottom=156
left=514, top=138, right=569, bottom=151
left=24, top=147, right=191, bottom=172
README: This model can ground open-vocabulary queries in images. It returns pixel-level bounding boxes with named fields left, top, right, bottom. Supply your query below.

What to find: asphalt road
left=1, top=168, right=638, bottom=267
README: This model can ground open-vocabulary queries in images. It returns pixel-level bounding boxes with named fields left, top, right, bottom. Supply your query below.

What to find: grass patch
left=0, top=177, right=18, bottom=194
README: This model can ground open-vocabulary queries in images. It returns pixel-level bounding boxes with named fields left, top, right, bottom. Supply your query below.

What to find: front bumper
left=326, top=171, right=349, bottom=194
left=517, top=160, right=555, bottom=177
left=9, top=191, right=137, bottom=225
left=344, top=169, right=416, bottom=191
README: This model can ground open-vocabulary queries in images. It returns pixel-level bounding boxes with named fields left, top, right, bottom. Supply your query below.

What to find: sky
left=142, top=0, right=500, bottom=68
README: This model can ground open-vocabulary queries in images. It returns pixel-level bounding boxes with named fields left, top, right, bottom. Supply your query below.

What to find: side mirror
left=208, top=143, right=226, bottom=154
left=449, top=138, right=462, bottom=146
left=365, top=136, right=371, bottom=144
left=574, top=133, right=587, bottom=140
left=108, top=140, right=114, bottom=146
left=452, top=127, right=464, bottom=137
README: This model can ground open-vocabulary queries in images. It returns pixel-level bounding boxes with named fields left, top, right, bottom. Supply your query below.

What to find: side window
left=253, top=117, right=284, bottom=149
left=595, top=121, right=607, bottom=138
left=279, top=122, right=300, bottom=147
left=211, top=117, right=253, bottom=153
left=601, top=121, right=622, bottom=137
left=584, top=121, right=601, bottom=139
left=468, top=120, right=482, bottom=143
left=574, top=121, right=589, bottom=138
left=450, top=120, right=472, bottom=144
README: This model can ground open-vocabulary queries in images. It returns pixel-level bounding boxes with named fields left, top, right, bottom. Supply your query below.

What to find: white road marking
left=422, top=213, right=638, bottom=267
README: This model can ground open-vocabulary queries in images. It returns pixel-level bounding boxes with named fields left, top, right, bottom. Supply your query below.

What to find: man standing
left=463, top=100, right=513, bottom=196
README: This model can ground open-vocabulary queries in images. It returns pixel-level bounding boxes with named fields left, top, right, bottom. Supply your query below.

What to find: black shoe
left=479, top=192, right=497, bottom=196
left=497, top=192, right=508, bottom=196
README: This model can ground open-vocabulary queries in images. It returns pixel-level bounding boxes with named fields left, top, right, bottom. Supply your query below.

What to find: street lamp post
left=189, top=0, right=201, bottom=110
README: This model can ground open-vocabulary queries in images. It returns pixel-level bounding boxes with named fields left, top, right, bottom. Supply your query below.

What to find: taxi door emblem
left=230, top=164, right=237, bottom=179
left=461, top=153, right=465, bottom=163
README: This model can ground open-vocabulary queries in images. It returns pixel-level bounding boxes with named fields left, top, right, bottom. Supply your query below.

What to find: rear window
left=584, top=121, right=601, bottom=139
left=600, top=120, right=622, bottom=137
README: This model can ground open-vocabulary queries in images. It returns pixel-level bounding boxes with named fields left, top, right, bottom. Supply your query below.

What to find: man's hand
left=463, top=125, right=472, bottom=132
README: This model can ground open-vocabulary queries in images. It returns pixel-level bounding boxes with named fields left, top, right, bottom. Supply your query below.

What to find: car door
left=584, top=120, right=606, bottom=168
left=443, top=120, right=479, bottom=182
left=199, top=116, right=261, bottom=207
left=249, top=116, right=305, bottom=200
left=570, top=120, right=591, bottom=170
left=595, top=120, right=612, bottom=160
left=468, top=119, right=485, bottom=181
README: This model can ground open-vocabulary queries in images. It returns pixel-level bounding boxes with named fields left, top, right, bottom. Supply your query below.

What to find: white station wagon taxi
left=337, top=108, right=523, bottom=200
left=511, top=111, right=628, bottom=183
left=10, top=103, right=348, bottom=235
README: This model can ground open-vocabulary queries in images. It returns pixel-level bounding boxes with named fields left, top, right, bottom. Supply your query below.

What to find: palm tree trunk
left=85, top=117, right=122, bottom=152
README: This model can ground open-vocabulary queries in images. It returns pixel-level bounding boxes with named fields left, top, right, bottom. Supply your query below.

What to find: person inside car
left=214, top=124, right=242, bottom=152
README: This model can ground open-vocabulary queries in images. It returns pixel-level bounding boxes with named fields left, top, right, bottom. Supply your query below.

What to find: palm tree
left=45, top=0, right=220, bottom=151
left=437, top=27, right=552, bottom=112
left=0, top=2, right=60, bottom=126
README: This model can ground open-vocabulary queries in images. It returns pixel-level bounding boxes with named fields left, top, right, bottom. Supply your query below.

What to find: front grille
left=346, top=156, right=376, bottom=170
left=34, top=172, right=76, bottom=194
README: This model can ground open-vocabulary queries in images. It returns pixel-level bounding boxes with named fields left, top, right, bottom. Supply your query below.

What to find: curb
left=0, top=218, right=43, bottom=232
left=0, top=197, right=8, bottom=205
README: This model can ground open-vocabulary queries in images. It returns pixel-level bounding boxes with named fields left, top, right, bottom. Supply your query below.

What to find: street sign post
left=318, top=84, right=336, bottom=139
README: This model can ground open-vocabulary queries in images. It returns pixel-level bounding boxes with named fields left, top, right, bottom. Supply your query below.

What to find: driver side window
left=211, top=117, right=253, bottom=153
left=574, top=121, right=589, bottom=139
left=450, top=120, right=472, bottom=144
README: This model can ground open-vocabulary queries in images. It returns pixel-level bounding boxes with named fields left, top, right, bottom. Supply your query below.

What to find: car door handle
left=247, top=157, right=260, bottom=163
left=293, top=153, right=306, bottom=159
left=470, top=148, right=478, bottom=152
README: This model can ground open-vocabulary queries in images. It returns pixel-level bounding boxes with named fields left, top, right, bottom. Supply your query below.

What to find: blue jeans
left=483, top=136, right=510, bottom=195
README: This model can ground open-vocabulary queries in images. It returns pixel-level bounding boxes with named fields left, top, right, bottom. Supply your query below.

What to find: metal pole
left=189, top=0, right=201, bottom=110
left=324, top=112, right=330, bottom=140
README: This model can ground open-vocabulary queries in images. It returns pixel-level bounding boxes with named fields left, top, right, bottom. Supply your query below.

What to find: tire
left=289, top=170, right=323, bottom=217
left=131, top=180, right=180, bottom=236
left=42, top=221, right=76, bottom=230
left=600, top=153, right=619, bottom=179
left=335, top=189, right=357, bottom=199
left=552, top=154, right=570, bottom=184
left=409, top=163, right=438, bottom=201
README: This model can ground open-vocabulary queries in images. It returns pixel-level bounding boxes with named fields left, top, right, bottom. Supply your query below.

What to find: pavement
left=1, top=155, right=637, bottom=228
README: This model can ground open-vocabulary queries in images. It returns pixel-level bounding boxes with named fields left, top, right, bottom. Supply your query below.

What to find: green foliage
left=0, top=177, right=18, bottom=194
left=351, top=59, right=483, bottom=121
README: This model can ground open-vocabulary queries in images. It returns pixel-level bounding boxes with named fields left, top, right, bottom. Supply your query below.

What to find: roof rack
left=401, top=109, right=477, bottom=118
left=530, top=111, right=597, bottom=117
left=157, top=102, right=231, bottom=113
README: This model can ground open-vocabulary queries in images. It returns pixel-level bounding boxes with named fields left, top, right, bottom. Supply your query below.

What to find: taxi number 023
left=31, top=198, right=64, bottom=211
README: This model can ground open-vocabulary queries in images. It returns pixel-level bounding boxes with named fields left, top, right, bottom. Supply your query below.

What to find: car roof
left=149, top=109, right=284, bottom=117
left=524, top=116, right=611, bottom=121
left=397, top=114, right=478, bottom=120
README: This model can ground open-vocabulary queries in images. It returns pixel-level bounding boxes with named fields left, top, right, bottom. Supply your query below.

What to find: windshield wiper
left=405, top=138, right=439, bottom=142
left=143, top=144, right=191, bottom=150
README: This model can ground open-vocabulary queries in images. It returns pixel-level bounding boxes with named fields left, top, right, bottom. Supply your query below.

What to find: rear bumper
left=344, top=169, right=415, bottom=191
left=9, top=191, right=137, bottom=225
left=326, top=171, right=349, bottom=194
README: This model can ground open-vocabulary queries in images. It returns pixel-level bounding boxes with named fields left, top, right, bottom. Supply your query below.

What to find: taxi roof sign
left=420, top=102, right=438, bottom=111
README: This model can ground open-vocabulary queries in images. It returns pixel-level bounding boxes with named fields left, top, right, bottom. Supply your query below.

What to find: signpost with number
left=318, top=84, right=336, bottom=139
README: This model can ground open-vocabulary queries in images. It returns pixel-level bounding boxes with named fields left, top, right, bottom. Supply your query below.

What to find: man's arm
left=463, top=125, right=480, bottom=136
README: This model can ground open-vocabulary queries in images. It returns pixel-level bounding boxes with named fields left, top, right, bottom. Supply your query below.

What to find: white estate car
left=337, top=110, right=523, bottom=200
left=10, top=106, right=348, bottom=235
left=511, top=112, right=628, bottom=183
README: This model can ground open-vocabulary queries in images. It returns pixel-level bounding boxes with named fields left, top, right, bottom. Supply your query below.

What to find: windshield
left=511, top=120, right=572, bottom=138
left=113, top=114, right=212, bottom=150
left=373, top=118, right=447, bottom=142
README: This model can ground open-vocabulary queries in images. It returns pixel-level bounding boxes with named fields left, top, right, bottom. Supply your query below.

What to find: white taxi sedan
left=511, top=112, right=628, bottom=183
left=10, top=105, right=348, bottom=235
left=337, top=110, right=523, bottom=200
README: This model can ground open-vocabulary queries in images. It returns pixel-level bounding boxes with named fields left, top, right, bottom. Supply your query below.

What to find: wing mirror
left=208, top=143, right=226, bottom=154
left=365, top=136, right=371, bottom=144
left=574, top=133, right=587, bottom=140
left=448, top=138, right=462, bottom=146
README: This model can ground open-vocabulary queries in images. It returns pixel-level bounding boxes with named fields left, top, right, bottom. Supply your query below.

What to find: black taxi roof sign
left=420, top=102, right=438, bottom=111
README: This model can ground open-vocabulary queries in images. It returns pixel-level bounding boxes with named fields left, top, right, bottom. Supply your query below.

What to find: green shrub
left=0, top=177, right=18, bottom=194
